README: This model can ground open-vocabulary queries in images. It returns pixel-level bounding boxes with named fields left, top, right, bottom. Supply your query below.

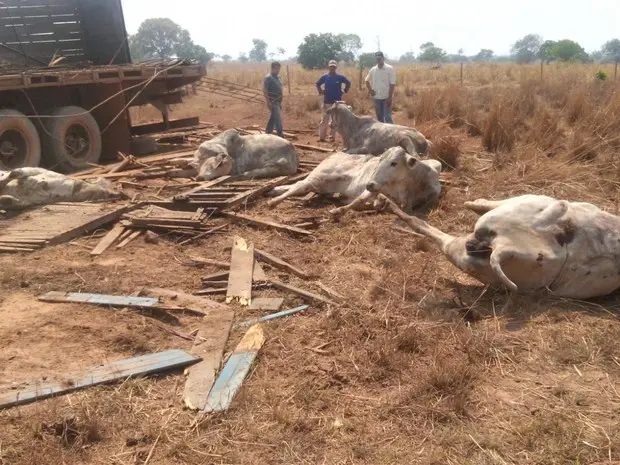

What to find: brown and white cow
left=169, top=128, right=299, bottom=180
left=389, top=194, right=620, bottom=299
left=0, top=167, right=122, bottom=210
left=326, top=101, right=431, bottom=156
left=267, top=147, right=442, bottom=217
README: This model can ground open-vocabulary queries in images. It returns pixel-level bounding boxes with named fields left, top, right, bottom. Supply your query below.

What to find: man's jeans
left=374, top=99, right=393, bottom=123
left=266, top=102, right=283, bottom=136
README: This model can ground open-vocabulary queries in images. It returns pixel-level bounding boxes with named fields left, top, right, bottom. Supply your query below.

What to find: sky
left=121, top=0, right=619, bottom=59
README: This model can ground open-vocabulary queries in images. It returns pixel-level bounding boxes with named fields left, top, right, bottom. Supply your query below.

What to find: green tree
left=249, top=39, right=268, bottom=62
left=276, top=47, right=286, bottom=57
left=538, top=40, right=557, bottom=64
left=129, top=18, right=212, bottom=64
left=336, top=34, right=362, bottom=63
left=550, top=39, right=585, bottom=61
left=359, top=52, right=382, bottom=68
left=221, top=54, right=232, bottom=62
left=297, top=33, right=344, bottom=69
left=511, top=33, right=542, bottom=63
left=473, top=49, right=494, bottom=61
left=602, top=39, right=620, bottom=64
left=399, top=52, right=416, bottom=63
left=418, top=42, right=447, bottom=62
left=238, top=53, right=249, bottom=63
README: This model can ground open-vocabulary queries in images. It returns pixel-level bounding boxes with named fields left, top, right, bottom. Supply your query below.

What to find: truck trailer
left=0, top=0, right=206, bottom=172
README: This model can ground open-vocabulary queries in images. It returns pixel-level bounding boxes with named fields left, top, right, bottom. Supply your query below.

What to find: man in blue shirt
left=316, top=60, right=351, bottom=142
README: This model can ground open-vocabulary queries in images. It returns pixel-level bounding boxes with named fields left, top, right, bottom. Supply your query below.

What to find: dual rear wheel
left=0, top=106, right=102, bottom=172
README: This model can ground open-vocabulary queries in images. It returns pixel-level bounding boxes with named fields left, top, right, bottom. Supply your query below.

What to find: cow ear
left=406, top=155, right=417, bottom=168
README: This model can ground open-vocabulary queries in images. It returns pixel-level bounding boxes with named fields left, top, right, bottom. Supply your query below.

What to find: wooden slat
left=252, top=260, right=267, bottom=282
left=90, top=224, right=125, bottom=256
left=183, top=301, right=235, bottom=410
left=254, top=248, right=310, bottom=279
left=221, top=212, right=313, bottom=237
left=203, top=324, right=265, bottom=413
left=116, top=230, right=142, bottom=248
left=236, top=305, right=310, bottom=328
left=226, top=236, right=254, bottom=306
left=38, top=291, right=209, bottom=316
left=0, top=350, right=200, bottom=410
left=269, top=280, right=336, bottom=306
left=248, top=297, right=284, bottom=311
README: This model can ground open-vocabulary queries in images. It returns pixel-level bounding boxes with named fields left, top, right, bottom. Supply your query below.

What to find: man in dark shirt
left=316, top=60, right=351, bottom=141
left=263, top=62, right=284, bottom=137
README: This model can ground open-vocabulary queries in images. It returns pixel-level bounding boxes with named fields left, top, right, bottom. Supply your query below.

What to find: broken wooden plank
left=236, top=304, right=310, bottom=328
left=0, top=350, right=201, bottom=410
left=248, top=297, right=284, bottom=311
left=90, top=224, right=126, bottom=256
left=186, top=256, right=229, bottom=268
left=316, top=282, right=345, bottom=302
left=255, top=248, right=310, bottom=279
left=253, top=260, right=267, bottom=282
left=269, top=280, right=336, bottom=305
left=116, top=230, right=143, bottom=249
left=38, top=291, right=208, bottom=316
left=226, top=236, right=254, bottom=306
left=293, top=143, right=334, bottom=153
left=183, top=303, right=235, bottom=410
left=203, top=324, right=265, bottom=413
left=177, top=224, right=228, bottom=246
left=202, top=271, right=230, bottom=282
left=221, top=212, right=313, bottom=236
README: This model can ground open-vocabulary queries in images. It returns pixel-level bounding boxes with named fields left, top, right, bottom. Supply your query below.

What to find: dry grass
left=2, top=62, right=620, bottom=465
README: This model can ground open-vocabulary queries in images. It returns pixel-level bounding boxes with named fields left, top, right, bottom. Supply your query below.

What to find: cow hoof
left=328, top=208, right=343, bottom=220
left=266, top=200, right=277, bottom=209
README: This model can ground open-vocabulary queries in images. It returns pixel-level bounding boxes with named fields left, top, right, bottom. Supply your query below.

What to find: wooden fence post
left=359, top=64, right=364, bottom=90
left=540, top=60, right=544, bottom=80
left=615, top=61, right=618, bottom=82
left=460, top=62, right=463, bottom=86
left=286, top=65, right=291, bottom=95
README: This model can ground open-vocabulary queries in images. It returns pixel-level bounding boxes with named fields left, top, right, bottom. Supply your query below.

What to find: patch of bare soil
left=1, top=90, right=620, bottom=465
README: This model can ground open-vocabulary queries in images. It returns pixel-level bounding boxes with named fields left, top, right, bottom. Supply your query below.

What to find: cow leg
left=238, top=165, right=287, bottom=180
left=387, top=200, right=454, bottom=249
left=0, top=170, right=24, bottom=191
left=329, top=190, right=377, bottom=218
left=344, top=147, right=370, bottom=155
left=463, top=198, right=508, bottom=215
left=266, top=180, right=313, bottom=208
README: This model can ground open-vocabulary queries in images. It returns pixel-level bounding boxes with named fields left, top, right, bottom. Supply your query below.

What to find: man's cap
left=375, top=51, right=384, bottom=58
left=328, top=60, right=338, bottom=67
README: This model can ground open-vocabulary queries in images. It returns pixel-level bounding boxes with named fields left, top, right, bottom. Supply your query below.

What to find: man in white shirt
left=364, top=51, right=396, bottom=123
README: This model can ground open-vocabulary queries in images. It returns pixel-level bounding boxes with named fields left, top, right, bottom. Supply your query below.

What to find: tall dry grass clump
left=482, top=99, right=516, bottom=153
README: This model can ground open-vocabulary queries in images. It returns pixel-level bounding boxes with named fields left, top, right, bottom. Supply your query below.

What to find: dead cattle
left=172, top=129, right=299, bottom=180
left=0, top=167, right=121, bottom=210
left=267, top=147, right=442, bottom=217
left=326, top=102, right=431, bottom=156
left=390, top=194, right=620, bottom=299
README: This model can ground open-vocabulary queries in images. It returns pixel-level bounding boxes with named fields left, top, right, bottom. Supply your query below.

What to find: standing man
left=263, top=61, right=284, bottom=137
left=365, top=51, right=396, bottom=123
left=316, top=59, right=351, bottom=142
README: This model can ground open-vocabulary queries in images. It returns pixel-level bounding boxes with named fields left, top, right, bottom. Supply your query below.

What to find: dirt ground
left=1, top=87, right=620, bottom=465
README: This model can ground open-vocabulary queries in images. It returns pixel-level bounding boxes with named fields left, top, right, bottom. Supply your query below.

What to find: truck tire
left=0, top=109, right=41, bottom=170
left=42, top=106, right=102, bottom=172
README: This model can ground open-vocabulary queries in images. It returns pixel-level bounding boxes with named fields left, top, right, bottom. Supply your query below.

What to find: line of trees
left=128, top=19, right=620, bottom=70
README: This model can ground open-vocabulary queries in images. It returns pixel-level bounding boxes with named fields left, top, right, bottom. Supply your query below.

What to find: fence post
left=615, top=61, right=618, bottom=82
left=540, top=60, right=544, bottom=80
left=359, top=64, right=364, bottom=90
left=460, top=62, right=463, bottom=86
left=286, top=65, right=291, bottom=95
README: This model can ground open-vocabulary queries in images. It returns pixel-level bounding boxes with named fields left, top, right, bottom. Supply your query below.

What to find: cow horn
left=489, top=248, right=518, bottom=292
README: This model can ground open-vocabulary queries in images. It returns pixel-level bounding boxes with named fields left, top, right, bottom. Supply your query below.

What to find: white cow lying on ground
left=169, top=129, right=299, bottom=180
left=326, top=101, right=431, bottom=156
left=389, top=194, right=620, bottom=299
left=0, top=167, right=121, bottom=210
left=267, top=147, right=442, bottom=217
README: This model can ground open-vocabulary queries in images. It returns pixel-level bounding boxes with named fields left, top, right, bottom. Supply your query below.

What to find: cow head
left=196, top=152, right=234, bottom=181
left=366, top=147, right=441, bottom=195
left=325, top=101, right=353, bottom=128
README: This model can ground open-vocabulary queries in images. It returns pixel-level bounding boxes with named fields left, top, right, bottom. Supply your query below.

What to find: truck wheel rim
left=0, top=129, right=29, bottom=168
left=64, top=123, right=91, bottom=160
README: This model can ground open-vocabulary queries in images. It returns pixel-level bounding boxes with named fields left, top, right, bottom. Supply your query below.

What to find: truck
left=0, top=0, right=206, bottom=172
